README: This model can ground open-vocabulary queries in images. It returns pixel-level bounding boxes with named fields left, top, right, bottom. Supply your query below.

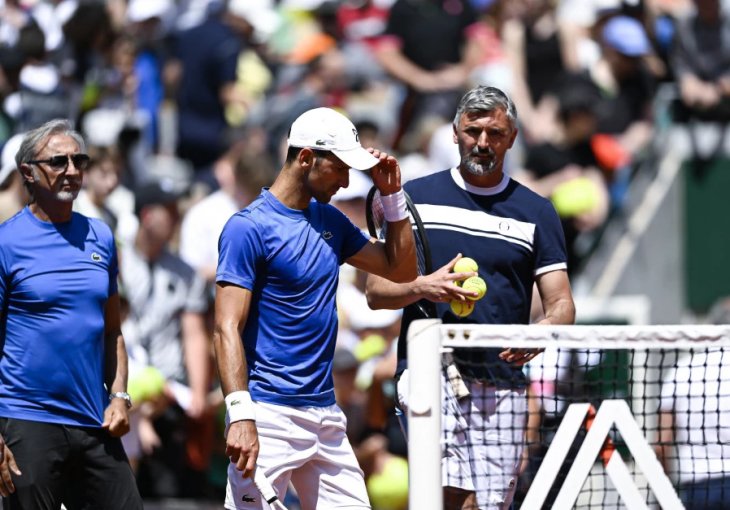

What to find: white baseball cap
left=0, top=134, right=24, bottom=187
left=288, top=107, right=379, bottom=171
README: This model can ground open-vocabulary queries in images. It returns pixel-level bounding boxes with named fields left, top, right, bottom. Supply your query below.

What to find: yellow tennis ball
left=127, top=366, right=166, bottom=403
left=450, top=299, right=475, bottom=317
left=367, top=456, right=409, bottom=510
left=453, top=257, right=479, bottom=274
left=462, top=276, right=487, bottom=301
left=354, top=334, right=387, bottom=362
left=551, top=177, right=600, bottom=218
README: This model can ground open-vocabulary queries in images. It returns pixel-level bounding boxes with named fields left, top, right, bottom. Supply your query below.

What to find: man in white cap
left=213, top=107, right=416, bottom=509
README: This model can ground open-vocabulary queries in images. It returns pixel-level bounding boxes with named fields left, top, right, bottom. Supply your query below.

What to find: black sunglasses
left=27, top=153, right=91, bottom=171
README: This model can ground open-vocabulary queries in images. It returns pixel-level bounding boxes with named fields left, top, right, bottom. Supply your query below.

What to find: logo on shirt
left=322, top=231, right=333, bottom=240
left=91, top=252, right=102, bottom=262
left=241, top=494, right=255, bottom=503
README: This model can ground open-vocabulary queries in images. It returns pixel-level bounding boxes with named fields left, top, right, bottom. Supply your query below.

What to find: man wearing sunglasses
left=0, top=119, right=143, bottom=509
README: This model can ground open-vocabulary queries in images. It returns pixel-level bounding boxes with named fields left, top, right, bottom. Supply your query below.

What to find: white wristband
left=380, top=189, right=408, bottom=222
left=225, top=390, right=256, bottom=423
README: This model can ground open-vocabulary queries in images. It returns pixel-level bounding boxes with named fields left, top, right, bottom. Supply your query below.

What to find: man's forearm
left=383, top=217, right=417, bottom=284
left=366, top=274, right=421, bottom=310
left=105, top=331, right=128, bottom=394
left=538, top=297, right=576, bottom=326
left=213, top=325, right=249, bottom=396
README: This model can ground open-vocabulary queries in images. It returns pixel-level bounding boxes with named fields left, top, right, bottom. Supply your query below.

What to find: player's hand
left=0, top=434, right=20, bottom=497
left=226, top=420, right=259, bottom=479
left=102, top=399, right=131, bottom=437
left=368, top=149, right=401, bottom=197
left=415, top=254, right=478, bottom=302
left=499, top=348, right=544, bottom=366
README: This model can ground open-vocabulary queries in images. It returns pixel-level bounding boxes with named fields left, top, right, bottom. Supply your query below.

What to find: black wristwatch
left=109, top=392, right=133, bottom=409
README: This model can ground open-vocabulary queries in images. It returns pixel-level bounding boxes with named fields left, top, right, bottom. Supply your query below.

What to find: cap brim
left=332, top=147, right=379, bottom=170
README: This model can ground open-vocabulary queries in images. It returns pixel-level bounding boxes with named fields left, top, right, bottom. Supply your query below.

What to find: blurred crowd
left=0, top=0, right=728, bottom=507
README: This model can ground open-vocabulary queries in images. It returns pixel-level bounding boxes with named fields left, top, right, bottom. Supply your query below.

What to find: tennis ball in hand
left=453, top=257, right=479, bottom=274
left=450, top=299, right=475, bottom=317
left=462, top=276, right=487, bottom=301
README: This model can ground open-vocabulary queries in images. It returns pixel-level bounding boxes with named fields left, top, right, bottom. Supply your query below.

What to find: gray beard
left=56, top=189, right=78, bottom=202
left=463, top=157, right=497, bottom=177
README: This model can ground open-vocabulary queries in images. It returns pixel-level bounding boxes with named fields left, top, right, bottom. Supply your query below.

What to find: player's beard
left=462, top=148, right=497, bottom=177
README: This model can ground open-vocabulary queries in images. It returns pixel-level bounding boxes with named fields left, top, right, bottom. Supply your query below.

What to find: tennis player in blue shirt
left=214, top=107, right=417, bottom=509
left=0, top=120, right=142, bottom=508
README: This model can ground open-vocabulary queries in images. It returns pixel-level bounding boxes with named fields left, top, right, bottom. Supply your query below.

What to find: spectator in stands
left=180, top=135, right=276, bottom=286
left=168, top=0, right=276, bottom=188
left=3, top=23, right=73, bottom=132
left=73, top=144, right=123, bottom=233
left=119, top=181, right=213, bottom=498
left=58, top=2, right=115, bottom=88
left=669, top=0, right=730, bottom=173
left=514, top=75, right=610, bottom=273
left=592, top=14, right=657, bottom=160
left=375, top=0, right=483, bottom=150
left=121, top=0, right=175, bottom=151
left=502, top=0, right=578, bottom=143
left=336, top=0, right=390, bottom=83
left=657, top=296, right=730, bottom=510
left=0, top=133, right=27, bottom=222
left=258, top=38, right=350, bottom=165
left=79, top=109, right=139, bottom=247
left=671, top=0, right=730, bottom=116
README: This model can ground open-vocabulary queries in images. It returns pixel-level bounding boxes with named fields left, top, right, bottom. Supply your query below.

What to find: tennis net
left=405, top=320, right=730, bottom=510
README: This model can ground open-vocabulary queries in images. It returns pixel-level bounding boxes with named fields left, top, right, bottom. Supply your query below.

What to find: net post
left=407, top=318, right=443, bottom=510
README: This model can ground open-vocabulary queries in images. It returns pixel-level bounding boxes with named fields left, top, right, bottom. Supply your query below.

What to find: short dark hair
left=284, top=146, right=331, bottom=165
left=453, top=86, right=517, bottom=129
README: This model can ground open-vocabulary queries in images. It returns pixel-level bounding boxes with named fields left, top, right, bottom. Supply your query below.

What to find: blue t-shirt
left=0, top=207, right=119, bottom=426
left=216, top=190, right=369, bottom=407
left=398, top=169, right=568, bottom=386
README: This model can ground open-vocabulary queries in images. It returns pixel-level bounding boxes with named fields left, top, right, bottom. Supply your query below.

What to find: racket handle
left=254, top=469, right=288, bottom=510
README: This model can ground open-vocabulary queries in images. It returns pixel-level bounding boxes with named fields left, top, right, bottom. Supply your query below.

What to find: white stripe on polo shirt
left=414, top=203, right=536, bottom=252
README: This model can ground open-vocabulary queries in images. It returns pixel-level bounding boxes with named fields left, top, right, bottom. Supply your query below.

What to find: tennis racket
left=365, top=186, right=436, bottom=319
left=366, top=186, right=471, bottom=398
left=254, top=469, right=288, bottom=510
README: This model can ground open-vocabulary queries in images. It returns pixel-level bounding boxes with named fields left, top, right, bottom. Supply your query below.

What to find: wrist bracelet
left=225, top=390, right=256, bottom=423
left=380, top=189, right=408, bottom=222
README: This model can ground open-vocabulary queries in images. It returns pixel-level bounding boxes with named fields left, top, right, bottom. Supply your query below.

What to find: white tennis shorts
left=224, top=401, right=370, bottom=510
left=397, top=369, right=527, bottom=510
